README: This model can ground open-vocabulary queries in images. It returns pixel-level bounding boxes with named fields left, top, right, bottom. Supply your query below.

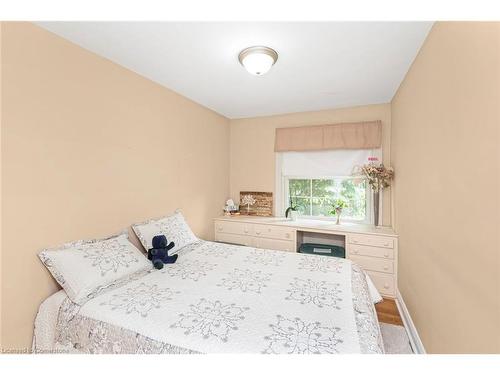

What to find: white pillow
left=39, top=231, right=152, bottom=305
left=132, top=212, right=198, bottom=255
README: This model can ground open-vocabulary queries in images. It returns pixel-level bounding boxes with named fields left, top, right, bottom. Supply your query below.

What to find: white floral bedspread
left=53, top=241, right=384, bottom=354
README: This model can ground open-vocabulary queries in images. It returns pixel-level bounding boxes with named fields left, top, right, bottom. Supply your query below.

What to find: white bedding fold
left=32, top=290, right=67, bottom=353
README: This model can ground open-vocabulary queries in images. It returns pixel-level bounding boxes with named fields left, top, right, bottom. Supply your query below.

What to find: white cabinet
left=365, top=271, right=396, bottom=296
left=349, top=254, right=394, bottom=274
left=349, top=233, right=394, bottom=249
left=253, top=237, right=295, bottom=252
left=214, top=220, right=296, bottom=252
left=346, top=233, right=398, bottom=298
left=214, top=232, right=253, bottom=247
left=253, top=224, right=295, bottom=241
left=215, top=221, right=253, bottom=236
left=214, top=217, right=398, bottom=298
left=348, top=243, right=394, bottom=259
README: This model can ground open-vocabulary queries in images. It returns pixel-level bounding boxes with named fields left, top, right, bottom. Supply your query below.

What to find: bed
left=33, top=239, right=384, bottom=354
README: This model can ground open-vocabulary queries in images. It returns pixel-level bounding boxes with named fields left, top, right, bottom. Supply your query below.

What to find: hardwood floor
left=375, top=298, right=403, bottom=326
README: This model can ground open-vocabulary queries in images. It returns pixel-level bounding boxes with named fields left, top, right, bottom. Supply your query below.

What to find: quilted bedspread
left=53, top=240, right=384, bottom=354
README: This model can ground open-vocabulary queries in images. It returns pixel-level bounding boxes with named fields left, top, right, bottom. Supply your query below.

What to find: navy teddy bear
left=147, top=235, right=178, bottom=269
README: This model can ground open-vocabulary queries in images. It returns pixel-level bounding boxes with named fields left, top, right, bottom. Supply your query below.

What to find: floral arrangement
left=329, top=199, right=347, bottom=215
left=353, top=157, right=394, bottom=192
left=329, top=198, right=347, bottom=224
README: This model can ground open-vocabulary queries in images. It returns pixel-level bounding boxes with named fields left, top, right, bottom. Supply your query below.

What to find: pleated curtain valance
left=274, top=120, right=382, bottom=152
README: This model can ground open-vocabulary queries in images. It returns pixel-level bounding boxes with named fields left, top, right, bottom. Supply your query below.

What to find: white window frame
left=283, top=175, right=373, bottom=224
left=274, top=153, right=381, bottom=224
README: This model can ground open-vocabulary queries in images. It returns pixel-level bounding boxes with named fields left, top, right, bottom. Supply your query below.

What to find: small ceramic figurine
left=223, top=199, right=239, bottom=215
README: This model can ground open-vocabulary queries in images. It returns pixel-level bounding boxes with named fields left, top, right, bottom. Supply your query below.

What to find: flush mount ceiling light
left=238, top=46, right=278, bottom=76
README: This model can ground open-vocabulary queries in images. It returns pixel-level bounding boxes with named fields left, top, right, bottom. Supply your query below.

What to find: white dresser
left=214, top=216, right=398, bottom=298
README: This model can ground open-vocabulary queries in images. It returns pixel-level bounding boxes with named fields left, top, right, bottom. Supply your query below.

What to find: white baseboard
left=395, top=289, right=426, bottom=354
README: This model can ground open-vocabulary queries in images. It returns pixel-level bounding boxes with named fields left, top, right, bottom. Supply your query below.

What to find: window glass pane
left=287, top=177, right=367, bottom=221
left=288, top=179, right=311, bottom=215
left=311, top=179, right=334, bottom=217
left=311, top=196, right=332, bottom=216
left=339, top=179, right=366, bottom=220
left=294, top=197, right=311, bottom=215
left=288, top=179, right=310, bottom=197
left=311, top=179, right=335, bottom=196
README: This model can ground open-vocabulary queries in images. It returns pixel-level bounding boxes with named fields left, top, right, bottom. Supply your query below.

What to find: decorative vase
left=373, top=191, right=380, bottom=227
left=335, top=209, right=342, bottom=225
left=290, top=210, right=299, bottom=221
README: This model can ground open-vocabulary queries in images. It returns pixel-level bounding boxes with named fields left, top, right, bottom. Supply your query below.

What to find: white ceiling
left=36, top=22, right=433, bottom=119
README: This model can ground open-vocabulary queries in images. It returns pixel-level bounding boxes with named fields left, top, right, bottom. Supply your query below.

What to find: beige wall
left=0, top=22, right=230, bottom=350
left=229, top=104, right=393, bottom=226
left=391, top=22, right=500, bottom=353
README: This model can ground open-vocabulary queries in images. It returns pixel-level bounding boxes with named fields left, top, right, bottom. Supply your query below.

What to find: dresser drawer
left=214, top=221, right=253, bottom=236
left=254, top=237, right=295, bottom=252
left=349, top=233, right=394, bottom=249
left=215, top=233, right=252, bottom=247
left=253, top=224, right=295, bottom=241
left=349, top=255, right=394, bottom=274
left=348, top=244, right=394, bottom=259
left=366, top=271, right=395, bottom=296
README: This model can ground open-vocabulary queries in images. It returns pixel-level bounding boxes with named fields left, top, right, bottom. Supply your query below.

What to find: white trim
left=274, top=153, right=284, bottom=217
left=283, top=175, right=372, bottom=224
left=275, top=148, right=385, bottom=224
left=395, top=289, right=426, bottom=354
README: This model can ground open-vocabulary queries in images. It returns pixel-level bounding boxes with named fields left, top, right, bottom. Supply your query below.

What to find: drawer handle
left=384, top=243, right=390, bottom=247
left=383, top=266, right=389, bottom=271
left=384, top=253, right=389, bottom=258
left=217, top=226, right=223, bottom=231
left=268, top=228, right=272, bottom=232
left=384, top=283, right=390, bottom=289
left=285, top=233, right=290, bottom=239
left=352, top=239, right=359, bottom=243
left=256, top=230, right=261, bottom=235
left=353, top=249, right=359, bottom=254
left=244, top=229, right=248, bottom=233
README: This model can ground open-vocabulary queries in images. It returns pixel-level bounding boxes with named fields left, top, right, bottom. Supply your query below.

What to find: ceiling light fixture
left=238, top=46, right=278, bottom=76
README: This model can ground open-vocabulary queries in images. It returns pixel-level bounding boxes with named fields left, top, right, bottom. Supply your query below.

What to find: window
left=276, top=149, right=380, bottom=223
left=286, top=177, right=370, bottom=222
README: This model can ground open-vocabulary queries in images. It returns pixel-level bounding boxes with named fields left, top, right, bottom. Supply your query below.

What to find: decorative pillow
left=39, top=231, right=152, bottom=305
left=132, top=211, right=198, bottom=255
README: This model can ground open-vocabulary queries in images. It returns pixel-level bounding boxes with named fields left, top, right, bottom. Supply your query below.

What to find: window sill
left=285, top=215, right=371, bottom=225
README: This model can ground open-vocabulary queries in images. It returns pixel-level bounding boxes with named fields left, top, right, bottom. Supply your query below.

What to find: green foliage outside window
left=288, top=178, right=367, bottom=221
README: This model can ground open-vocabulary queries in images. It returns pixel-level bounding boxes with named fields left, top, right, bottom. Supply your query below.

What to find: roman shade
left=274, top=120, right=382, bottom=152
left=281, top=149, right=381, bottom=177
